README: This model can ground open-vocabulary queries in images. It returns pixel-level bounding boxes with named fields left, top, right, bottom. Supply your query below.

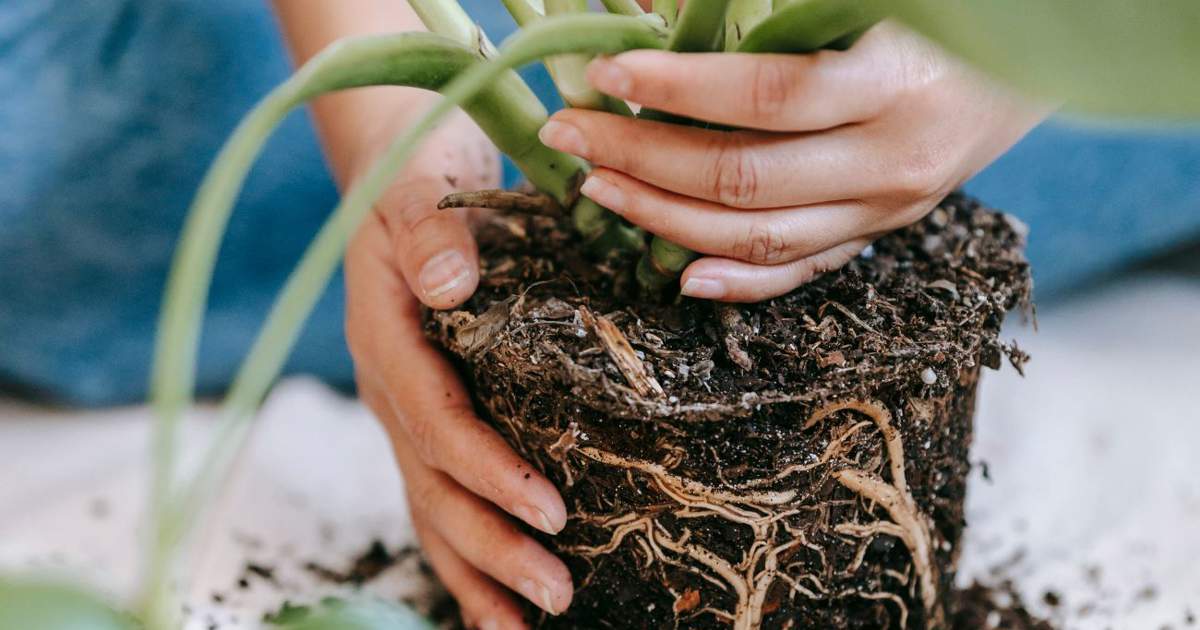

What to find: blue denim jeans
left=1, top=0, right=1197, bottom=404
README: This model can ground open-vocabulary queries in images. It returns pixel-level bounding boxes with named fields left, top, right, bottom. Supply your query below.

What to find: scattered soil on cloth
left=950, top=581, right=1055, bottom=629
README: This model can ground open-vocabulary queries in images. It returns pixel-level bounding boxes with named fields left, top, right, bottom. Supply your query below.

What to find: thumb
left=379, top=173, right=480, bottom=310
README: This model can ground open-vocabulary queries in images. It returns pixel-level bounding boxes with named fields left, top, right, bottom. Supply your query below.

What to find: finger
left=413, top=520, right=530, bottom=630
left=369, top=381, right=531, bottom=627
left=400, top=438, right=573, bottom=617
left=539, top=109, right=890, bottom=209
left=581, top=168, right=873, bottom=265
left=375, top=172, right=480, bottom=309
left=345, top=219, right=568, bottom=536
left=584, top=43, right=898, bottom=131
left=680, top=239, right=873, bottom=302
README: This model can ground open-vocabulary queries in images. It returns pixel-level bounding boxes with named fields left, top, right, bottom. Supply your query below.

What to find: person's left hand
left=537, top=22, right=1048, bottom=302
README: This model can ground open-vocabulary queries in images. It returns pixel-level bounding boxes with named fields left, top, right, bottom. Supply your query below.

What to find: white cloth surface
left=1, top=272, right=1198, bottom=629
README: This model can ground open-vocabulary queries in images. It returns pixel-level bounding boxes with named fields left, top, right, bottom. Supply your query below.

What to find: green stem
left=406, top=0, right=496, bottom=55
left=725, top=0, right=773, bottom=50
left=666, top=0, right=732, bottom=52
left=143, top=32, right=584, bottom=628
left=600, top=0, right=644, bottom=15
left=542, top=0, right=641, bottom=256
left=653, top=0, right=678, bottom=26
left=155, top=13, right=666, bottom=614
left=636, top=237, right=699, bottom=291
left=501, top=0, right=545, bottom=26
left=736, top=0, right=888, bottom=53
left=543, top=0, right=633, bottom=113
left=636, top=0, right=731, bottom=293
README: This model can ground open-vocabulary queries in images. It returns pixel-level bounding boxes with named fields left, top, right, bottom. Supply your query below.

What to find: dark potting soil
left=949, top=582, right=1055, bottom=630
left=237, top=534, right=1056, bottom=628
left=303, top=540, right=418, bottom=586
left=428, top=192, right=1032, bottom=629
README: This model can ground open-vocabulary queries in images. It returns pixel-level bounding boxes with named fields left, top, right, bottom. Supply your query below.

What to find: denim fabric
left=0, top=1, right=1196, bottom=405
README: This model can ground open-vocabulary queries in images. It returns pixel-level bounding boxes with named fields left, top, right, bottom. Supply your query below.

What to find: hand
left=344, top=110, right=573, bottom=629
left=537, top=22, right=1048, bottom=302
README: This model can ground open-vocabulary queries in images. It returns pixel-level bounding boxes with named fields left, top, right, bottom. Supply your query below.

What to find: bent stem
left=406, top=0, right=496, bottom=55
left=736, top=0, right=887, bottom=53
left=501, top=0, right=545, bottom=26
left=541, top=0, right=643, bottom=255
left=147, top=13, right=665, bottom=630
left=143, top=31, right=587, bottom=629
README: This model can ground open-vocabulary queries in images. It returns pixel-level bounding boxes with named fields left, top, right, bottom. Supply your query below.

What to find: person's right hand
left=343, top=109, right=573, bottom=629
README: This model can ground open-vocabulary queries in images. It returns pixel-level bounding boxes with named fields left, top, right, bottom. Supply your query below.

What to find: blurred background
left=1, top=1, right=1197, bottom=628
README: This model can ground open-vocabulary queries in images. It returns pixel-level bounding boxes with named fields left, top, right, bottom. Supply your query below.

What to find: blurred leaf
left=263, top=601, right=313, bottom=625
left=0, top=579, right=136, bottom=630
left=889, top=0, right=1200, bottom=119
left=265, top=597, right=434, bottom=630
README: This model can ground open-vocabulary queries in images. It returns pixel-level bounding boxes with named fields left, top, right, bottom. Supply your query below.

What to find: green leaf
left=265, top=598, right=433, bottom=630
left=889, top=0, right=1200, bottom=119
left=0, top=579, right=137, bottom=630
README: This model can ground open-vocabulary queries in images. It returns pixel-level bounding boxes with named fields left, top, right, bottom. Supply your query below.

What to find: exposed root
left=437, top=188, right=561, bottom=216
left=858, top=590, right=911, bottom=629
left=812, top=398, right=945, bottom=627
left=556, top=397, right=947, bottom=628
left=576, top=446, right=796, bottom=507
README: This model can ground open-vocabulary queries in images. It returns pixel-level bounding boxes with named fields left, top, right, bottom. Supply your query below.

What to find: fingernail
left=588, top=58, right=633, bottom=98
left=515, top=504, right=561, bottom=535
left=477, top=619, right=500, bottom=630
left=518, top=578, right=560, bottom=615
left=538, top=120, right=589, bottom=158
left=580, top=175, right=625, bottom=214
left=419, top=250, right=471, bottom=299
left=681, top=277, right=725, bottom=299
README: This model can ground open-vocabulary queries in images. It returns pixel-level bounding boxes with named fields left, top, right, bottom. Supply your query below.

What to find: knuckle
left=734, top=222, right=790, bottom=265
left=409, top=477, right=444, bottom=521
left=708, top=137, right=762, bottom=208
left=748, top=58, right=795, bottom=121
left=390, top=175, right=449, bottom=235
left=893, top=141, right=948, bottom=200
left=404, top=412, right=440, bottom=466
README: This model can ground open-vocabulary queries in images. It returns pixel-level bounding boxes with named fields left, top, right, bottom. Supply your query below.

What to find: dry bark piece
left=717, top=303, right=755, bottom=371
left=438, top=188, right=562, bottom=216
left=579, top=305, right=665, bottom=398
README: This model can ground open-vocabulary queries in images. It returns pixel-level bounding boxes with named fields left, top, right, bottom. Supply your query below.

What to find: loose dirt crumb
left=951, top=581, right=1056, bottom=629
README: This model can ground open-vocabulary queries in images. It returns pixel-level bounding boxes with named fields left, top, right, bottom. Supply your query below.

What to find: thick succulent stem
left=667, top=0, right=732, bottom=52
left=501, top=0, right=545, bottom=26
left=406, top=0, right=496, bottom=55
left=634, top=0, right=731, bottom=294
left=725, top=0, right=773, bottom=50
left=600, top=0, right=644, bottom=16
left=736, top=0, right=887, bottom=53
left=653, top=0, right=678, bottom=26
left=540, top=0, right=645, bottom=256
left=544, top=0, right=633, bottom=112
left=151, top=15, right=666, bottom=624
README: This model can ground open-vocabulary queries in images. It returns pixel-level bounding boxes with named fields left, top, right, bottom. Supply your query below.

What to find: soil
left=427, top=192, right=1032, bottom=629
left=949, top=582, right=1055, bottom=630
